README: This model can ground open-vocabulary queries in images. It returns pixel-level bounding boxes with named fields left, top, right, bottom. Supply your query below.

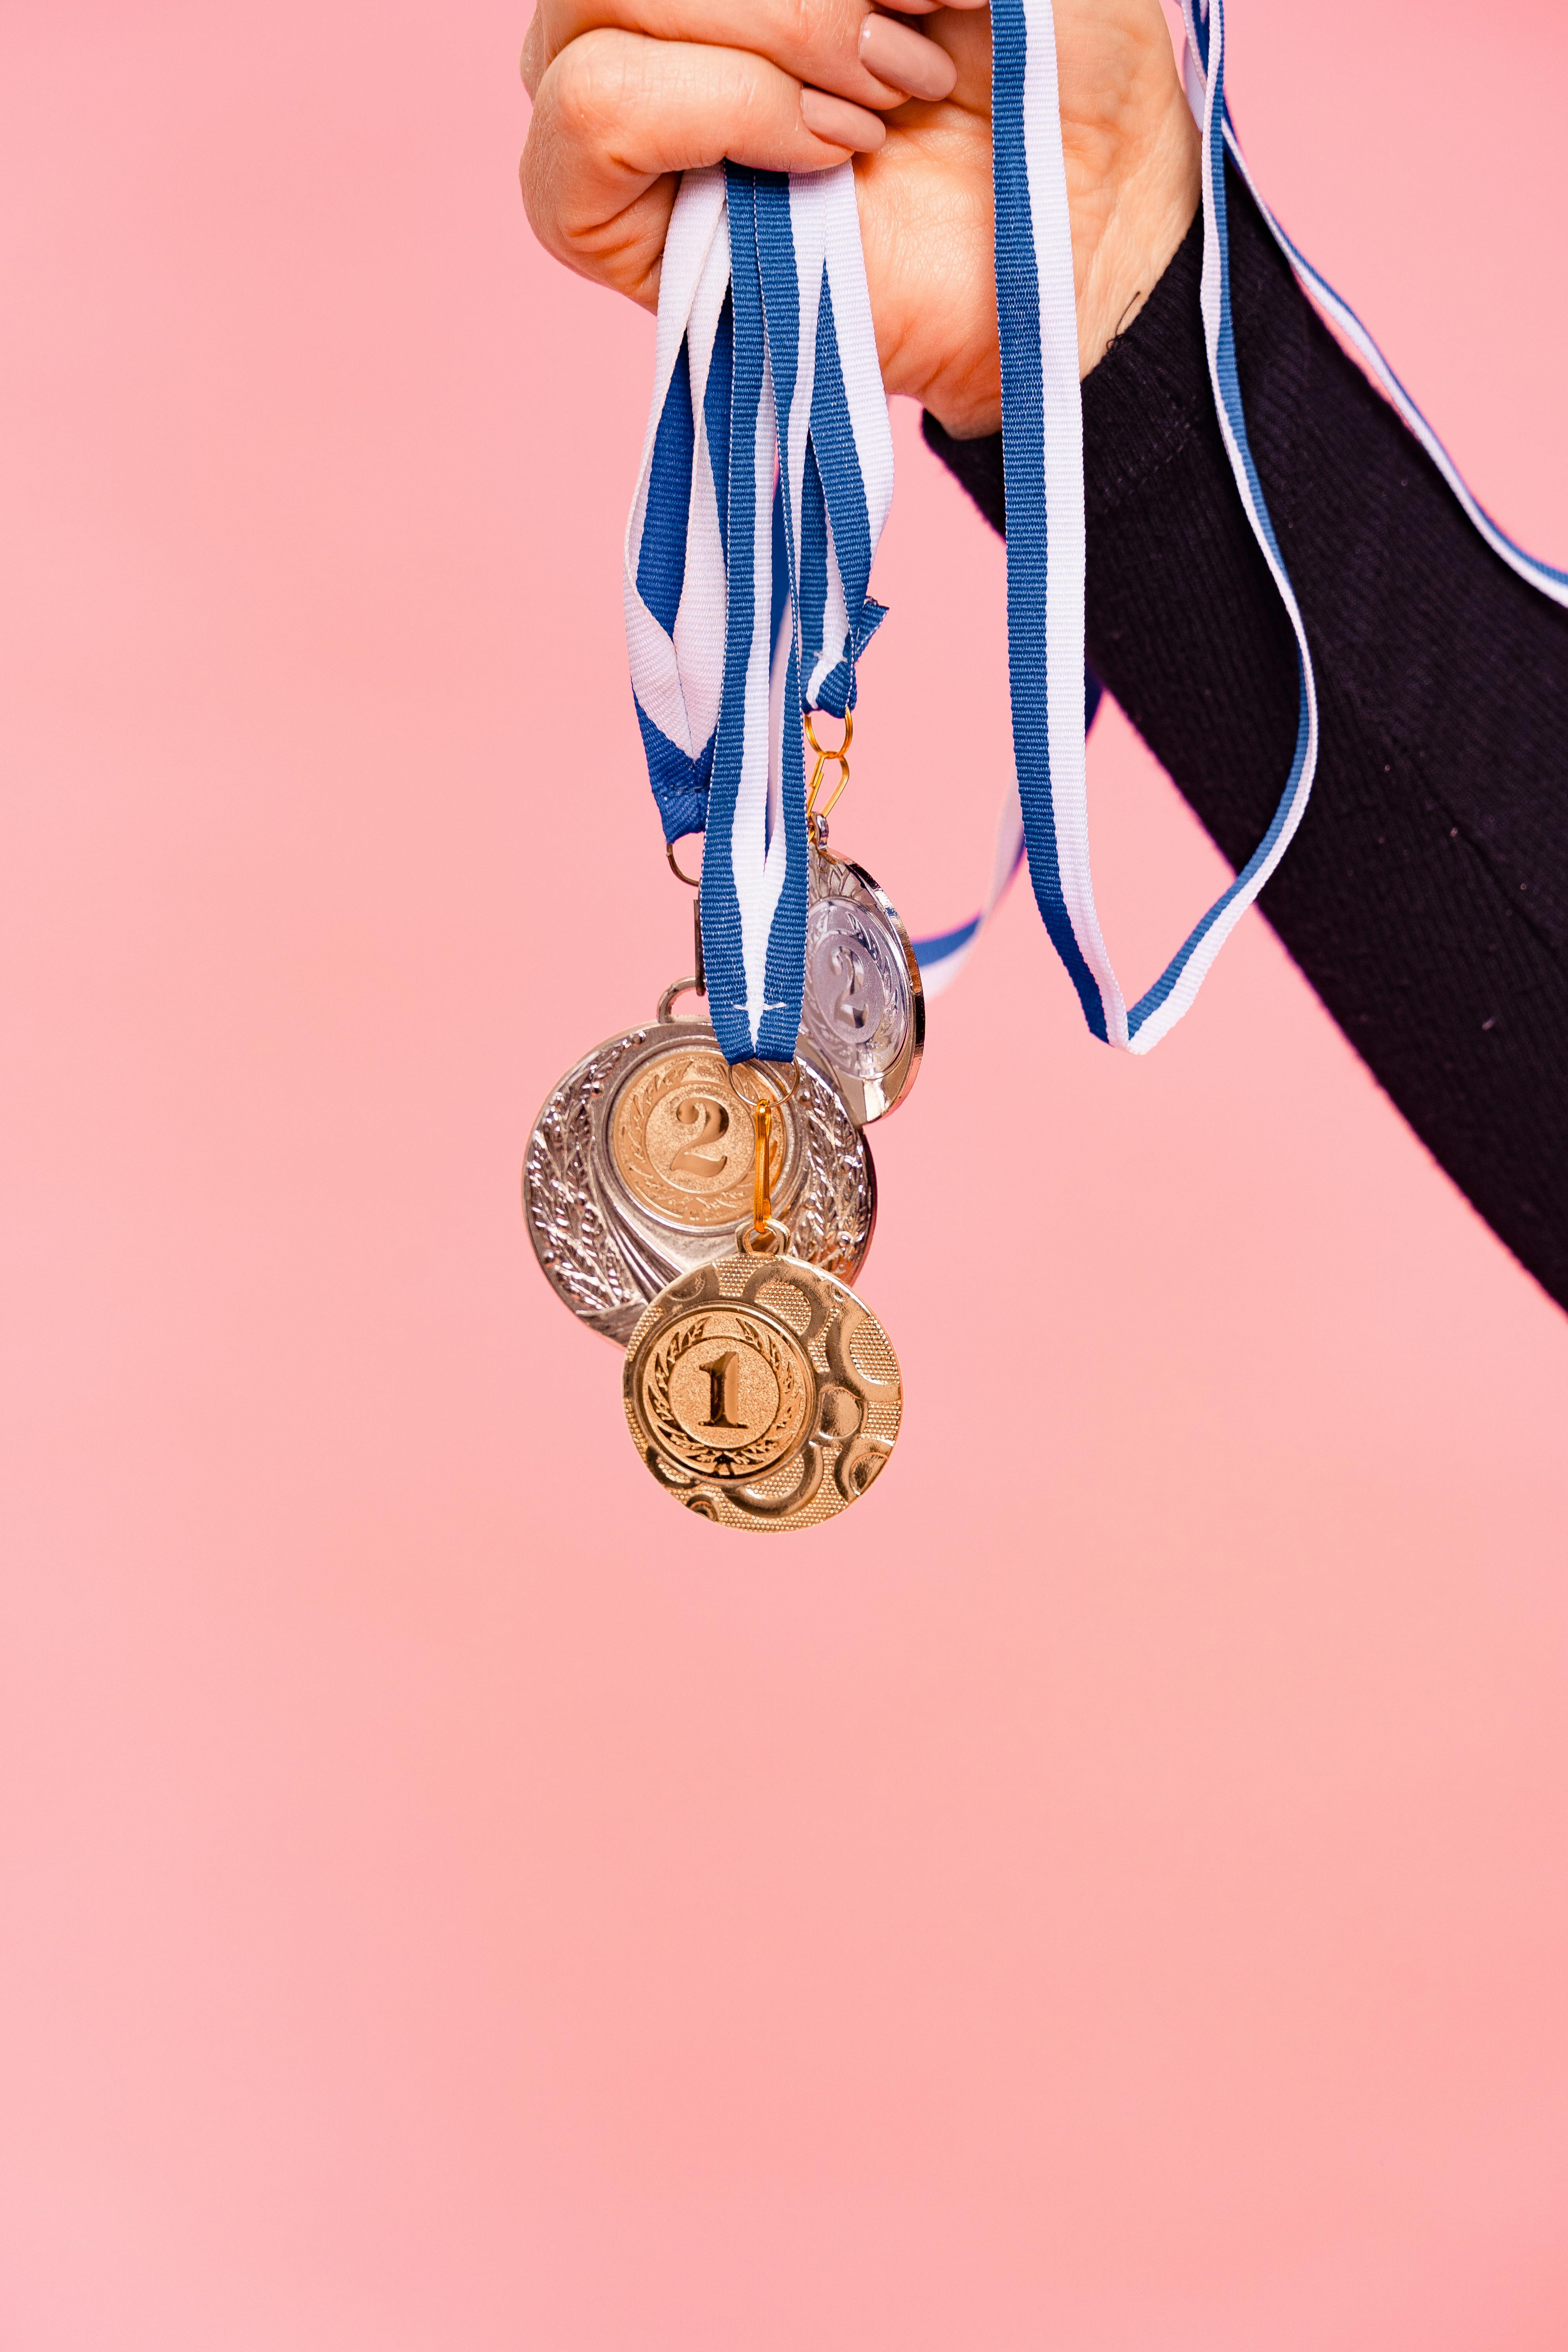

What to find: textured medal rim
left=621, top=1250, right=902, bottom=1534
left=804, top=846, right=925, bottom=1124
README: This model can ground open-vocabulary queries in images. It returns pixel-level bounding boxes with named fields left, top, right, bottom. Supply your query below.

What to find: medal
left=524, top=973, right=875, bottom=1345
left=797, top=712, right=924, bottom=1127
left=622, top=1063, right=900, bottom=1529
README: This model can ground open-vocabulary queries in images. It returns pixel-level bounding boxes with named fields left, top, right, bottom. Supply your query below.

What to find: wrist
left=1074, top=91, right=1200, bottom=376
left=875, top=81, right=1201, bottom=443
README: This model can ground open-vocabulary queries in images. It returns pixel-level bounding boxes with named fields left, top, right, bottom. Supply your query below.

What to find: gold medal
left=621, top=1060, right=901, bottom=1530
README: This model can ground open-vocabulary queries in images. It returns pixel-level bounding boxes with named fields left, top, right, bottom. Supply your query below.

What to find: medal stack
left=526, top=712, right=922, bottom=1531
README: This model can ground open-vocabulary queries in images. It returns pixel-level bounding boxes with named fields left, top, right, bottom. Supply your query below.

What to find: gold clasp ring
left=728, top=1058, right=801, bottom=1110
left=804, top=708, right=853, bottom=829
left=729, top=1059, right=799, bottom=1252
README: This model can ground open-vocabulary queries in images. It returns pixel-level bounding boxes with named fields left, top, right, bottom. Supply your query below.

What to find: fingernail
left=858, top=13, right=959, bottom=100
left=799, top=86, right=887, bottom=151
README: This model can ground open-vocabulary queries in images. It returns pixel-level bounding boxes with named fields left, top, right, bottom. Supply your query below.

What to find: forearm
left=925, top=174, right=1568, bottom=1310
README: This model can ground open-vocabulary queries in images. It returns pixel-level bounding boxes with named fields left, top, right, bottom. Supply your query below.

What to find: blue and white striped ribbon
left=628, top=1, right=1564, bottom=1059
left=1182, top=0, right=1568, bottom=610
left=625, top=162, right=893, bottom=1064
left=913, top=668, right=1103, bottom=1000
left=989, top=0, right=1318, bottom=1053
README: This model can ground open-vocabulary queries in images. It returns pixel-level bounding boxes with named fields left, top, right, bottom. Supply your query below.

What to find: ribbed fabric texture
left=924, top=174, right=1568, bottom=1311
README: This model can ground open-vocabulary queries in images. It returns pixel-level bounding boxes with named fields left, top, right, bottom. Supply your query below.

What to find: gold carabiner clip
left=730, top=1059, right=800, bottom=1254
left=804, top=708, right=853, bottom=831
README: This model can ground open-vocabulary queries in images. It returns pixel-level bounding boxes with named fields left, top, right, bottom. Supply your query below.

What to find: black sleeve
left=923, top=173, right=1568, bottom=1314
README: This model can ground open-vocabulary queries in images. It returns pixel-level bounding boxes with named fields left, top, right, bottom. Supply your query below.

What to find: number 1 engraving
left=831, top=944, right=870, bottom=1034
left=702, top=1351, right=744, bottom=1429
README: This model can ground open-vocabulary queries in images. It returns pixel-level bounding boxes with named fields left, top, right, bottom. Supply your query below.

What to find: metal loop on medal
left=656, top=976, right=707, bottom=1024
left=804, top=708, right=853, bottom=829
left=737, top=1217, right=790, bottom=1258
left=727, top=1058, right=801, bottom=1110
left=666, top=835, right=702, bottom=888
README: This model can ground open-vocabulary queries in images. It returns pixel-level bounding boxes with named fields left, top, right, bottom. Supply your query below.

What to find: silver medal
left=524, top=979, right=877, bottom=1343
left=800, top=837, right=925, bottom=1125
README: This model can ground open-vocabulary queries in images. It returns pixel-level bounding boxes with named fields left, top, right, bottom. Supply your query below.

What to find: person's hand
left=520, top=1, right=1198, bottom=439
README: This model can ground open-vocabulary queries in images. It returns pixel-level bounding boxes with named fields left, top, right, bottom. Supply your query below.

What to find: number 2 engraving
left=670, top=1094, right=729, bottom=1178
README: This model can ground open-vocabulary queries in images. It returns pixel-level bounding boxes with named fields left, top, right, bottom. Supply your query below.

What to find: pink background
left=4, top=3, right=1568, bottom=2345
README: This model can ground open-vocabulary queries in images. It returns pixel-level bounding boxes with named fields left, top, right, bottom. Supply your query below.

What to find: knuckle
left=527, top=0, right=568, bottom=71
left=541, top=27, right=634, bottom=137
left=728, top=47, right=780, bottom=124
left=778, top=0, right=817, bottom=61
left=782, top=0, right=847, bottom=67
left=517, top=125, right=560, bottom=246
left=521, top=2, right=583, bottom=98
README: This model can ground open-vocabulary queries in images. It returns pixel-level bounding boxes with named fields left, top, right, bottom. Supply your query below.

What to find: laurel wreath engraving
left=643, top=1316, right=708, bottom=1450
left=788, top=1063, right=875, bottom=1280
left=641, top=1313, right=805, bottom=1479
left=523, top=1036, right=643, bottom=1320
